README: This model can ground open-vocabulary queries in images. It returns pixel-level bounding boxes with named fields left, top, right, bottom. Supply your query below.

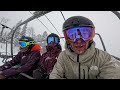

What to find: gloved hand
left=0, top=66, right=9, bottom=71
left=0, top=74, right=6, bottom=79
left=0, top=71, right=3, bottom=74
left=0, top=66, right=4, bottom=71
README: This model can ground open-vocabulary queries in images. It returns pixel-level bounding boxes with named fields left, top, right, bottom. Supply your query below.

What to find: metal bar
left=95, top=33, right=106, bottom=51
left=20, top=73, right=35, bottom=79
left=6, top=39, right=7, bottom=56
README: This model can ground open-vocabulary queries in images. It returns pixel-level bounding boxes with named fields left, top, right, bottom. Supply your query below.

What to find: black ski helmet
left=63, top=16, right=95, bottom=31
left=63, top=16, right=95, bottom=51
left=19, top=36, right=35, bottom=46
left=47, top=33, right=60, bottom=44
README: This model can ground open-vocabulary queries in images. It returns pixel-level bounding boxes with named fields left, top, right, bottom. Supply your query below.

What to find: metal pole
left=6, top=38, right=7, bottom=56
left=0, top=26, right=5, bottom=36
left=95, top=33, right=106, bottom=51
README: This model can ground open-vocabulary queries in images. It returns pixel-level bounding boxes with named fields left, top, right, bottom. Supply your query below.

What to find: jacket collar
left=31, top=43, right=41, bottom=51
left=46, top=45, right=61, bottom=57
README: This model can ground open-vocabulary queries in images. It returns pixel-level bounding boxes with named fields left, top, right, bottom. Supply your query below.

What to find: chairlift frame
left=9, top=11, right=120, bottom=57
left=0, top=11, right=119, bottom=61
left=1, top=11, right=120, bottom=79
left=0, top=11, right=119, bottom=58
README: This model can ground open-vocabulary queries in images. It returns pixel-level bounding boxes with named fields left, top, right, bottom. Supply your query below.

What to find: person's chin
left=74, top=47, right=86, bottom=55
left=75, top=51, right=85, bottom=55
left=20, top=50, right=27, bottom=53
left=20, top=51, right=25, bottom=53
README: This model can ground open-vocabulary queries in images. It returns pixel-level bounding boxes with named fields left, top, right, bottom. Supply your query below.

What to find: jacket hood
left=65, top=41, right=96, bottom=63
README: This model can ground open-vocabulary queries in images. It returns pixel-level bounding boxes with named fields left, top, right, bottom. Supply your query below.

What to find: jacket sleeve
left=1, top=51, right=41, bottom=78
left=0, top=52, right=21, bottom=71
left=49, top=52, right=66, bottom=79
left=98, top=56, right=120, bottom=79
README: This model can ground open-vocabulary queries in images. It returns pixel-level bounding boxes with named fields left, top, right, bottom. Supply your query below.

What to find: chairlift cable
left=44, top=14, right=64, bottom=42
left=29, top=11, right=52, bottom=33
left=60, top=11, right=66, bottom=21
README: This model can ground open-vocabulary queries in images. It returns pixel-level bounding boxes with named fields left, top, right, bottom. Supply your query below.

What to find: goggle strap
left=89, top=28, right=95, bottom=40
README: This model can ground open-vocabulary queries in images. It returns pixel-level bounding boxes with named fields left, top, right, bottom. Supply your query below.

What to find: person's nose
left=76, top=38, right=83, bottom=43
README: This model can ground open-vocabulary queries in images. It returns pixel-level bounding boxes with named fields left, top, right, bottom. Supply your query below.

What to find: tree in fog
left=26, top=27, right=36, bottom=40
left=40, top=31, right=48, bottom=54
left=6, top=26, right=15, bottom=42
left=0, top=17, right=10, bottom=42
left=6, top=20, right=22, bottom=43
left=35, top=34, right=42, bottom=42
left=20, top=23, right=28, bottom=37
left=12, top=20, right=22, bottom=47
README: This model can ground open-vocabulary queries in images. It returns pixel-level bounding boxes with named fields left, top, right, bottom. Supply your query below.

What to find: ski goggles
left=63, top=26, right=95, bottom=43
left=19, top=41, right=34, bottom=48
left=47, top=37, right=59, bottom=44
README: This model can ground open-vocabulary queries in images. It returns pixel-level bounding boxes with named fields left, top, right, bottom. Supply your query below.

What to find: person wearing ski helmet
left=0, top=36, right=42, bottom=79
left=50, top=16, right=120, bottom=79
left=33, top=33, right=62, bottom=79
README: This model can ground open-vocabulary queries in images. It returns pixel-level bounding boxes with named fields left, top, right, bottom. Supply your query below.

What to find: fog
left=0, top=11, right=120, bottom=58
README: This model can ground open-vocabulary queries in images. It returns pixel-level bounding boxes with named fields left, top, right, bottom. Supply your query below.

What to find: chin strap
left=66, top=41, right=74, bottom=52
left=87, top=40, right=93, bottom=49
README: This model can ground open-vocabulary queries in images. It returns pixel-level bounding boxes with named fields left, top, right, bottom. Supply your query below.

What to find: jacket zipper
left=83, top=69, right=85, bottom=79
left=77, top=54, right=80, bottom=79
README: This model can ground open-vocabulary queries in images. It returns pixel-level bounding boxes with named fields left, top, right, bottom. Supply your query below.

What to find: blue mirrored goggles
left=63, top=26, right=94, bottom=42
left=47, top=37, right=59, bottom=44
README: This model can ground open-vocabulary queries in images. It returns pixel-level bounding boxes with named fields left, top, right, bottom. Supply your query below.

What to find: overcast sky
left=0, top=11, right=120, bottom=58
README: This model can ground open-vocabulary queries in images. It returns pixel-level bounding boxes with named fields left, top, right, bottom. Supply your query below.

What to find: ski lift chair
left=19, top=32, right=120, bottom=79
left=10, top=11, right=120, bottom=79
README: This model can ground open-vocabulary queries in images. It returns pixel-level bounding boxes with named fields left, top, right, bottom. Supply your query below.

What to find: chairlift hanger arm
left=95, top=33, right=106, bottom=51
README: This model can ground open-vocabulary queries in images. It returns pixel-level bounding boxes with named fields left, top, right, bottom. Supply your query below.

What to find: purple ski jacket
left=39, top=44, right=61, bottom=74
left=0, top=44, right=41, bottom=78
